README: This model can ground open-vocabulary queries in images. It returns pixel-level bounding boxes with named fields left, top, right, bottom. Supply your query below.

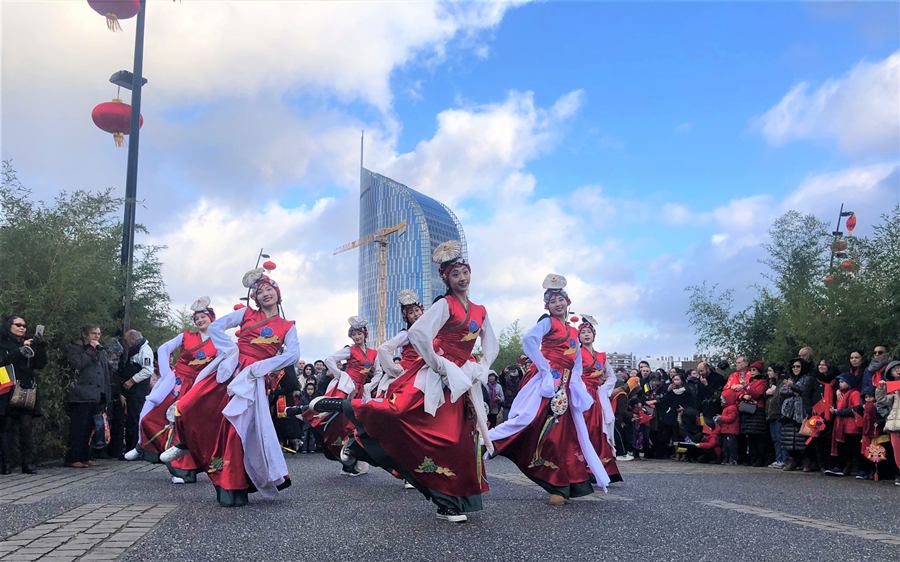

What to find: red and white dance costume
left=342, top=243, right=498, bottom=515
left=578, top=318, right=622, bottom=483
left=490, top=275, right=609, bottom=500
left=173, top=273, right=299, bottom=507
left=346, top=294, right=498, bottom=512
left=136, top=329, right=216, bottom=478
left=304, top=319, right=380, bottom=470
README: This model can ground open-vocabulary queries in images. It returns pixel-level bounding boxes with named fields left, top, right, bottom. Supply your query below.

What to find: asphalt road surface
left=1, top=454, right=898, bottom=562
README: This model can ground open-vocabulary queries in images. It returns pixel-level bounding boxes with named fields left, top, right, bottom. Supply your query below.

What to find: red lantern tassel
left=113, top=133, right=126, bottom=148
left=106, top=13, right=122, bottom=32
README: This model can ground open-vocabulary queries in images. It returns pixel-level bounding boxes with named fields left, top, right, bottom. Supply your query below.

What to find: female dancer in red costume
left=160, top=269, right=299, bottom=507
left=577, top=315, right=622, bottom=484
left=489, top=274, right=609, bottom=505
left=308, top=240, right=498, bottom=523
left=125, top=298, right=217, bottom=484
left=302, top=315, right=380, bottom=475
left=368, top=289, right=423, bottom=399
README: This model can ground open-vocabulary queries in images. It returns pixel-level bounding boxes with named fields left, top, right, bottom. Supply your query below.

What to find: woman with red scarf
left=368, top=290, right=423, bottom=399
left=307, top=240, right=498, bottom=523
left=160, top=269, right=299, bottom=507
left=577, top=315, right=622, bottom=483
left=301, top=315, right=380, bottom=476
left=126, top=298, right=218, bottom=484
left=490, top=275, right=609, bottom=506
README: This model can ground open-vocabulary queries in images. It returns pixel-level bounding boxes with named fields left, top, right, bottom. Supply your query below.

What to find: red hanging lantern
left=845, top=214, right=857, bottom=236
left=87, top=0, right=141, bottom=32
left=92, top=99, right=143, bottom=147
left=262, top=261, right=277, bottom=271
left=233, top=304, right=246, bottom=311
left=830, top=240, right=848, bottom=253
left=824, top=275, right=835, bottom=284
left=840, top=260, right=854, bottom=273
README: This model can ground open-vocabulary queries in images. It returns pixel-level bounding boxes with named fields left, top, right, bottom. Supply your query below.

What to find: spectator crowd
left=1, top=313, right=898, bottom=490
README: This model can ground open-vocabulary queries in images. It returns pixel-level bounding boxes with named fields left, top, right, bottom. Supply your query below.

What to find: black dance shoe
left=436, top=506, right=467, bottom=523
left=309, top=397, right=344, bottom=413
left=284, top=405, right=308, bottom=417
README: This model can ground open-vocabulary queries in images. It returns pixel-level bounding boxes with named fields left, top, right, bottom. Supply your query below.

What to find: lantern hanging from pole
left=840, top=260, right=854, bottom=273
left=87, top=0, right=141, bottom=32
left=845, top=213, right=857, bottom=236
left=830, top=240, right=848, bottom=253
left=263, top=261, right=277, bottom=271
left=91, top=98, right=143, bottom=148
left=824, top=275, right=835, bottom=284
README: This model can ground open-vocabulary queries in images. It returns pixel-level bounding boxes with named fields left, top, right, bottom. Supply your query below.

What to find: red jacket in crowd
left=719, top=389, right=740, bottom=435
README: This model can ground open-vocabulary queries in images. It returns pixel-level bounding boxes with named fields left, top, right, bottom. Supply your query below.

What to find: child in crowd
left=297, top=382, right=318, bottom=453
left=857, top=387, right=880, bottom=480
left=825, top=374, right=862, bottom=476
left=739, top=362, right=769, bottom=467
left=875, top=361, right=900, bottom=485
left=695, top=419, right=722, bottom=464
left=485, top=371, right=504, bottom=428
left=719, top=389, right=740, bottom=465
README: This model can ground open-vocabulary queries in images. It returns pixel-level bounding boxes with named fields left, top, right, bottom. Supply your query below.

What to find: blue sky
left=3, top=1, right=899, bottom=358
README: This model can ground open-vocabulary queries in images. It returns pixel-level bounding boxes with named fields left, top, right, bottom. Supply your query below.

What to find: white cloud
left=753, top=51, right=900, bottom=154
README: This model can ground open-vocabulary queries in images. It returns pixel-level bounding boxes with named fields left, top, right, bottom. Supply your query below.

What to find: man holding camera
left=121, top=330, right=153, bottom=453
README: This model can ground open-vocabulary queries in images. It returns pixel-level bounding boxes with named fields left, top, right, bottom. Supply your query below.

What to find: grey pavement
left=1, top=455, right=898, bottom=562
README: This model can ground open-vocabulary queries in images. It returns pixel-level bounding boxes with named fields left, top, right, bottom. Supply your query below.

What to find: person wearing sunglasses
left=862, top=346, right=892, bottom=390
left=779, top=358, right=816, bottom=472
left=0, top=316, right=48, bottom=475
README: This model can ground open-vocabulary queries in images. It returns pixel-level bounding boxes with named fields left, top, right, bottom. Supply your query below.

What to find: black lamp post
left=120, top=0, right=147, bottom=333
left=828, top=203, right=855, bottom=270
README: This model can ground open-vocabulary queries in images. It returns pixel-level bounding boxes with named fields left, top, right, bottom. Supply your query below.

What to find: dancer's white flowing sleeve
left=408, top=299, right=450, bottom=373
left=139, top=333, right=183, bottom=424
left=326, top=347, right=357, bottom=396
left=202, top=309, right=243, bottom=384
left=224, top=324, right=299, bottom=498
left=600, top=360, right=617, bottom=450
left=478, top=314, right=499, bottom=376
left=522, top=318, right=556, bottom=399
left=469, top=313, right=499, bottom=454
left=325, top=347, right=351, bottom=378
left=378, top=331, right=407, bottom=378
left=367, top=331, right=407, bottom=396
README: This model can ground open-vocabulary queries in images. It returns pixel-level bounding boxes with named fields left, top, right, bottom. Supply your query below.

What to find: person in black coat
left=0, top=315, right=48, bottom=474
left=66, top=325, right=110, bottom=468
left=657, top=373, right=696, bottom=457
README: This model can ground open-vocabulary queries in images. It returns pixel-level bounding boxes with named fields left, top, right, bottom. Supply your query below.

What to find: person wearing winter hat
left=719, top=389, right=741, bottom=464
left=161, top=270, right=300, bottom=507
left=875, top=360, right=900, bottom=486
left=739, top=361, right=769, bottom=467
left=125, top=298, right=218, bottom=486
left=824, top=373, right=862, bottom=476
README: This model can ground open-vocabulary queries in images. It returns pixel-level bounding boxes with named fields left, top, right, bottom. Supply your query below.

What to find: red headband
left=251, top=276, right=282, bottom=306
left=193, top=308, right=216, bottom=322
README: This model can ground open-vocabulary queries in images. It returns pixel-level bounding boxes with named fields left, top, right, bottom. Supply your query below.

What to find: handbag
left=738, top=401, right=757, bottom=415
left=798, top=417, right=813, bottom=436
left=9, top=382, right=37, bottom=410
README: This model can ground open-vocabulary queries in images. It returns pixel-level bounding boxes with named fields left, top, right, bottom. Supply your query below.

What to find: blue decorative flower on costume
left=551, top=369, right=563, bottom=389
left=364, top=360, right=372, bottom=368
left=568, top=337, right=576, bottom=348
left=261, top=326, right=274, bottom=337
left=468, top=320, right=478, bottom=333
left=595, top=361, right=601, bottom=370
left=196, top=350, right=206, bottom=360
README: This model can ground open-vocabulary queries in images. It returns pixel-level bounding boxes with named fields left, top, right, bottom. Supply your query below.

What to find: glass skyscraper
left=358, top=167, right=467, bottom=346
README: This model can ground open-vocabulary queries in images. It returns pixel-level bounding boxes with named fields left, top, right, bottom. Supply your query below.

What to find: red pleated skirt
left=175, top=374, right=248, bottom=491
left=350, top=359, right=488, bottom=501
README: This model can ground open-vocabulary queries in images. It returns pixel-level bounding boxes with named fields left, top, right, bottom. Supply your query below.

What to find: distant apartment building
left=606, top=352, right=635, bottom=371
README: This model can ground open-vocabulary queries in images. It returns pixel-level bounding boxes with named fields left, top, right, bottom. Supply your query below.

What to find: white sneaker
left=404, top=480, right=415, bottom=490
left=339, top=443, right=352, bottom=463
left=617, top=454, right=634, bottom=462
left=768, top=462, right=784, bottom=469
left=123, top=448, right=141, bottom=461
left=352, top=461, right=370, bottom=476
left=171, top=476, right=185, bottom=484
left=160, top=446, right=189, bottom=463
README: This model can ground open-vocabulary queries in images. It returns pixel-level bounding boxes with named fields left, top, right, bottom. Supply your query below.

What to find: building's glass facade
left=358, top=168, right=467, bottom=346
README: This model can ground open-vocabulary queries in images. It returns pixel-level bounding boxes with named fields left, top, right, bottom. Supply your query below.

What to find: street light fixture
left=109, top=70, right=147, bottom=90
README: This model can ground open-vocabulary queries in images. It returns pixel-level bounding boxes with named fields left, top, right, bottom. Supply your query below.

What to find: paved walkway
left=0, top=456, right=897, bottom=562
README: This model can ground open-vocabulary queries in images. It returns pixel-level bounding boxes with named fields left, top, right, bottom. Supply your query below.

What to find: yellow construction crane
left=334, top=221, right=407, bottom=346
